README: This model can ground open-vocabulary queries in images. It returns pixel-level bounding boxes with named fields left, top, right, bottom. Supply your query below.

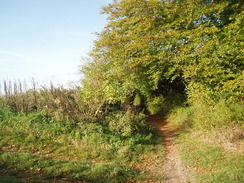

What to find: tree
left=81, top=0, right=243, bottom=114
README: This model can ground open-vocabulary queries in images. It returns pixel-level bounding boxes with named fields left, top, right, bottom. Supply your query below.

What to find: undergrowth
left=0, top=108, right=164, bottom=182
left=169, top=99, right=243, bottom=129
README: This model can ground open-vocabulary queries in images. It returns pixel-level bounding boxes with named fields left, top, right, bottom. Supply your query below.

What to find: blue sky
left=0, top=0, right=112, bottom=87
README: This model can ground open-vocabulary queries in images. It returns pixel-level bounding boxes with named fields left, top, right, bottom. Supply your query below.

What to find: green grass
left=0, top=148, right=138, bottom=183
left=0, top=110, right=165, bottom=182
left=174, top=132, right=244, bottom=183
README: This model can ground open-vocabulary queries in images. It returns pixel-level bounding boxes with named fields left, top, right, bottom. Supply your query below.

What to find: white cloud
left=0, top=49, right=46, bottom=64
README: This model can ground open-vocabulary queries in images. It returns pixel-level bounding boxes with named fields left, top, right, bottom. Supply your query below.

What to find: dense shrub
left=169, top=98, right=244, bottom=130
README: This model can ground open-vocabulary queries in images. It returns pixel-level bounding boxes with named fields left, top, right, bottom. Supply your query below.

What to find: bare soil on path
left=147, top=116, right=194, bottom=183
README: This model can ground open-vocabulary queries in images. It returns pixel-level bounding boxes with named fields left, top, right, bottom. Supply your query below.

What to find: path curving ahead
left=147, top=116, right=194, bottom=183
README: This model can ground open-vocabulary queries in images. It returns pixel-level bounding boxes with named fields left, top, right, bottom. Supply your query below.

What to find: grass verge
left=174, top=131, right=244, bottom=183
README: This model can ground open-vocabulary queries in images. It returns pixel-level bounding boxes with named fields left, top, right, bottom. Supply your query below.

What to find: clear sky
left=0, top=0, right=112, bottom=87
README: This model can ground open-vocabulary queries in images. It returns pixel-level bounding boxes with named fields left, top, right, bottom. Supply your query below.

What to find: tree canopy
left=81, top=0, right=243, bottom=113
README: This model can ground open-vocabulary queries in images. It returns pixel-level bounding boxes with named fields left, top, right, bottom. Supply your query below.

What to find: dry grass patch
left=191, top=125, right=244, bottom=153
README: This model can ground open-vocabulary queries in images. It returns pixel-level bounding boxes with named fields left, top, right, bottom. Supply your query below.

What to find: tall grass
left=0, top=79, right=85, bottom=122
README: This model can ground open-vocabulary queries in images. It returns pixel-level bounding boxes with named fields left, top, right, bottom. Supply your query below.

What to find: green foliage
left=146, top=95, right=165, bottom=115
left=1, top=0, right=243, bottom=180
left=133, top=92, right=141, bottom=107
left=179, top=0, right=244, bottom=103
left=0, top=108, right=11, bottom=122
left=81, top=0, right=188, bottom=110
left=169, top=99, right=244, bottom=130
left=0, top=108, right=164, bottom=182
left=81, top=1, right=243, bottom=130
left=104, top=110, right=153, bottom=136
left=168, top=106, right=194, bottom=129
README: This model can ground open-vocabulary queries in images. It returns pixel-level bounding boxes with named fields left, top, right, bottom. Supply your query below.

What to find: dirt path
left=147, top=116, right=194, bottom=183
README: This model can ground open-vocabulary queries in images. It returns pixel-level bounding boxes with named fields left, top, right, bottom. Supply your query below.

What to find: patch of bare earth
left=147, top=116, right=194, bottom=183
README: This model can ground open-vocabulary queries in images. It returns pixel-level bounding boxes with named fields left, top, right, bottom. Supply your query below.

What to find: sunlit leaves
left=81, top=0, right=243, bottom=109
